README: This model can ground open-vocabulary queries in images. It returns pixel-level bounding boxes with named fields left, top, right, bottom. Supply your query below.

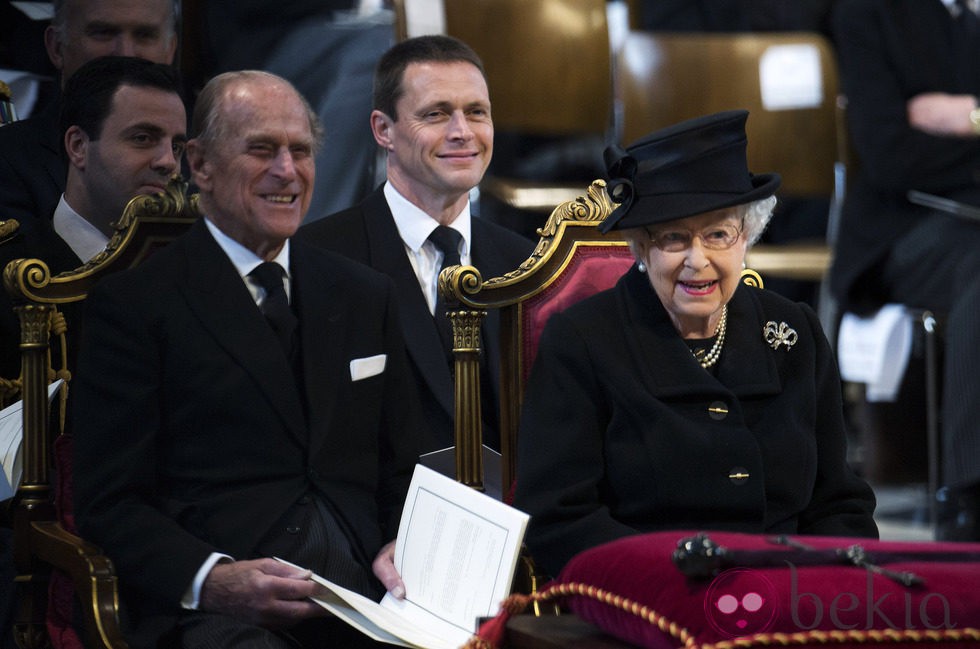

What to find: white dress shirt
left=52, top=195, right=110, bottom=263
left=384, top=182, right=472, bottom=315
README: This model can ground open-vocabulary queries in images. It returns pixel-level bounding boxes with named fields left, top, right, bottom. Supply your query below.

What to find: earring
left=637, top=262, right=647, bottom=273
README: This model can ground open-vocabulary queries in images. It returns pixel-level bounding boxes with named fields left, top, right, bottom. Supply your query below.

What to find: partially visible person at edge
left=830, top=0, right=980, bottom=541
left=515, top=110, right=877, bottom=578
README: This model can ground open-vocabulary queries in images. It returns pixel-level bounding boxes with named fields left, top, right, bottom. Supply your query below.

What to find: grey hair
left=621, top=195, right=777, bottom=261
left=190, top=70, right=324, bottom=154
left=738, top=195, right=777, bottom=245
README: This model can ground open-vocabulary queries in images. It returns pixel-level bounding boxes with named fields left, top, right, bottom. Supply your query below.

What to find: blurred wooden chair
left=393, top=0, right=614, bottom=213
left=439, top=179, right=633, bottom=495
left=615, top=31, right=842, bottom=281
left=4, top=179, right=198, bottom=649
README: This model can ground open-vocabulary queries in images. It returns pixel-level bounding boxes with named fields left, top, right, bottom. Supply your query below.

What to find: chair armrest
left=30, top=521, right=129, bottom=649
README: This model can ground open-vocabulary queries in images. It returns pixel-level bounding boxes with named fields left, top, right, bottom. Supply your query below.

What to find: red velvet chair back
left=519, top=245, right=634, bottom=386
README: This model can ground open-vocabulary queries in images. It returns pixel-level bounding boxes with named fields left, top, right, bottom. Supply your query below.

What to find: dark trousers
left=880, top=213, right=980, bottom=491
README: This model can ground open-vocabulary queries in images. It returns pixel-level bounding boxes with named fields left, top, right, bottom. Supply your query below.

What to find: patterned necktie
left=249, top=261, right=297, bottom=357
left=427, top=225, right=463, bottom=362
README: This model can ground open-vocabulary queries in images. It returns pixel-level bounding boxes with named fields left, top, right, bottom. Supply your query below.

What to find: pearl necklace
left=694, top=305, right=728, bottom=369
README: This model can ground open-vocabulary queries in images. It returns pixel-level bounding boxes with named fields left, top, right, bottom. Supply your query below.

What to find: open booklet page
left=284, top=463, right=529, bottom=648
left=1, top=379, right=64, bottom=501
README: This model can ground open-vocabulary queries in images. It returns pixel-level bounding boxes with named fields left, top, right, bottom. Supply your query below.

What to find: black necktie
left=427, top=225, right=463, bottom=362
left=249, top=261, right=297, bottom=357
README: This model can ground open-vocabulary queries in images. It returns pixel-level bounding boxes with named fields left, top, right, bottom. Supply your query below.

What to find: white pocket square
left=349, top=354, right=386, bottom=381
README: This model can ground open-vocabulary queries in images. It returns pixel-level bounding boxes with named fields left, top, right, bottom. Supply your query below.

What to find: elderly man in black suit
left=0, top=0, right=178, bottom=229
left=298, top=35, right=535, bottom=453
left=72, top=70, right=423, bottom=648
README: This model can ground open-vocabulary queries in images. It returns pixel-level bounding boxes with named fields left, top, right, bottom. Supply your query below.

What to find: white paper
left=837, top=305, right=912, bottom=402
left=284, top=464, right=529, bottom=648
left=1, top=379, right=63, bottom=500
left=759, top=44, right=823, bottom=111
left=11, top=2, right=53, bottom=21
left=402, top=0, right=445, bottom=37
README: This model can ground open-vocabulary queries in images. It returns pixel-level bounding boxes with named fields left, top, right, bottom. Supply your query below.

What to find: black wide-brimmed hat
left=599, top=110, right=781, bottom=233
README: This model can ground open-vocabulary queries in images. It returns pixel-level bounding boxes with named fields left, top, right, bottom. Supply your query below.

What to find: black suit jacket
left=297, top=186, right=535, bottom=451
left=829, top=0, right=980, bottom=308
left=0, top=102, right=64, bottom=227
left=72, top=219, right=423, bottom=637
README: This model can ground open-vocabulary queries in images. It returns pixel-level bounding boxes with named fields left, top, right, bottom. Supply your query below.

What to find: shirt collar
left=52, top=194, right=110, bottom=263
left=384, top=181, right=471, bottom=257
left=203, top=217, right=291, bottom=279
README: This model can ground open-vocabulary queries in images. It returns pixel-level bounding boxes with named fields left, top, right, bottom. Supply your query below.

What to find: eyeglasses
left=646, top=222, right=743, bottom=252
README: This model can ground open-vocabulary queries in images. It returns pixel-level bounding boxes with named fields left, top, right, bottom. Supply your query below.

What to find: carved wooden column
left=449, top=308, right=487, bottom=491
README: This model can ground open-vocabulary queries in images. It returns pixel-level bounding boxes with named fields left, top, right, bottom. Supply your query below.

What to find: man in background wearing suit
left=72, top=70, right=423, bottom=648
left=0, top=56, right=185, bottom=648
left=0, top=55, right=186, bottom=382
left=831, top=0, right=980, bottom=540
left=0, top=0, right=177, bottom=229
left=298, top=35, right=534, bottom=453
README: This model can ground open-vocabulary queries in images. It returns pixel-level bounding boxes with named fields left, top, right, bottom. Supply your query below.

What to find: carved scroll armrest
left=30, top=521, right=128, bottom=649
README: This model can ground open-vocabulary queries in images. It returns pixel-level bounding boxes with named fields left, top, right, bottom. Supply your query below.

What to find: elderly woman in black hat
left=514, top=111, right=877, bottom=578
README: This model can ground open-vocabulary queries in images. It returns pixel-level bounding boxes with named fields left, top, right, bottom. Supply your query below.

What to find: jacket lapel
left=178, top=220, right=308, bottom=444
left=290, top=241, right=347, bottom=450
left=361, top=192, right=454, bottom=418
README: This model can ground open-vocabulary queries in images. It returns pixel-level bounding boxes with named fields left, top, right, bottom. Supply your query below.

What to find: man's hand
left=907, top=92, right=978, bottom=137
left=200, top=558, right=328, bottom=627
left=372, top=541, right=405, bottom=599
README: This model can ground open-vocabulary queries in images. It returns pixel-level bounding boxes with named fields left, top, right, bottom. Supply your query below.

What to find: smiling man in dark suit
left=298, top=36, right=534, bottom=453
left=71, top=70, right=424, bottom=649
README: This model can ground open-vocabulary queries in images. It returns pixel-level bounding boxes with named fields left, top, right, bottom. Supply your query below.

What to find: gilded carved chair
left=439, top=179, right=633, bottom=497
left=4, top=179, right=198, bottom=649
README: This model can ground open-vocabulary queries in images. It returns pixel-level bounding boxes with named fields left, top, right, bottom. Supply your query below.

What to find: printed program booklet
left=1, top=379, right=64, bottom=501
left=280, top=463, right=529, bottom=648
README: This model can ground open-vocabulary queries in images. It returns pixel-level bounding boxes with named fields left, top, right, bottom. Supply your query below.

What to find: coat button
left=286, top=525, right=301, bottom=534
left=708, top=401, right=729, bottom=420
left=728, top=467, right=750, bottom=485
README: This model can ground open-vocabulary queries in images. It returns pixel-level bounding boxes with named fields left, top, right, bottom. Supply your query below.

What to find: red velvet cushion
left=549, top=530, right=980, bottom=648
left=520, top=246, right=634, bottom=383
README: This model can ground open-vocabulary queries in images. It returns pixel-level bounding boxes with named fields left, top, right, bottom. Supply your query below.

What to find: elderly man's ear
left=185, top=140, right=213, bottom=191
